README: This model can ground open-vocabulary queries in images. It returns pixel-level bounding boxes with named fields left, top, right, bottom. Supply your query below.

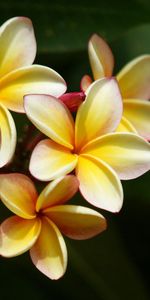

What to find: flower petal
left=0, top=65, right=66, bottom=112
left=83, top=133, right=150, bottom=179
left=117, top=55, right=150, bottom=99
left=80, top=75, right=92, bottom=92
left=116, top=116, right=137, bottom=133
left=76, top=155, right=123, bottom=212
left=123, top=99, right=150, bottom=140
left=0, top=104, right=16, bottom=167
left=88, top=34, right=114, bottom=80
left=24, top=94, right=74, bottom=149
left=30, top=139, right=78, bottom=181
left=36, top=175, right=79, bottom=211
left=0, top=216, right=41, bottom=257
left=75, top=78, right=123, bottom=151
left=0, top=17, right=36, bottom=77
left=44, top=205, right=107, bottom=240
left=0, top=173, right=37, bottom=218
left=30, top=216, right=67, bottom=280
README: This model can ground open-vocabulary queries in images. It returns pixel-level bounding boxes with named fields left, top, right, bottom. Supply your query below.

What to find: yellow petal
left=116, top=116, right=137, bottom=133
left=123, top=99, right=150, bottom=140
left=0, top=216, right=41, bottom=257
left=36, top=175, right=79, bottom=211
left=0, top=17, right=36, bottom=77
left=25, top=94, right=74, bottom=149
left=117, top=55, right=150, bottom=99
left=0, top=173, right=37, bottom=218
left=30, top=139, right=78, bottom=181
left=30, top=216, right=67, bottom=280
left=0, top=104, right=16, bottom=167
left=80, top=75, right=92, bottom=92
left=88, top=34, right=114, bottom=80
left=44, top=205, right=107, bottom=240
left=76, top=155, right=123, bottom=212
left=75, top=78, right=123, bottom=151
left=0, top=65, right=66, bottom=112
left=83, top=133, right=150, bottom=179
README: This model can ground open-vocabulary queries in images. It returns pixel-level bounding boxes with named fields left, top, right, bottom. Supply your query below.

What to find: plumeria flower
left=81, top=33, right=150, bottom=140
left=0, top=17, right=66, bottom=167
left=0, top=173, right=106, bottom=280
left=24, top=78, right=150, bottom=212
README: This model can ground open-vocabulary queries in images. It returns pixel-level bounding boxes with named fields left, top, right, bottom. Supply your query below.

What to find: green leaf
left=0, top=0, right=150, bottom=55
left=112, top=23, right=150, bottom=72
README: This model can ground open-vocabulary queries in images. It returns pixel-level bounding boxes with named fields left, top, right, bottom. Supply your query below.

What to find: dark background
left=0, top=0, right=150, bottom=299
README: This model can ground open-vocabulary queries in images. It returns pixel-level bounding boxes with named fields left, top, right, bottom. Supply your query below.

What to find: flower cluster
left=0, top=17, right=149, bottom=280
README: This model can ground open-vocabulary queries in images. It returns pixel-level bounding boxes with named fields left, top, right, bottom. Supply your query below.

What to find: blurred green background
left=0, top=0, right=150, bottom=299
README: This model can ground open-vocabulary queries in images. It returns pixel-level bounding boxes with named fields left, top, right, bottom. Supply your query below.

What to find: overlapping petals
left=123, top=100, right=150, bottom=140
left=0, top=216, right=41, bottom=257
left=0, top=66, right=67, bottom=113
left=116, top=116, right=137, bottom=133
left=0, top=173, right=106, bottom=279
left=0, top=17, right=66, bottom=113
left=24, top=94, right=74, bottom=148
left=0, top=104, right=16, bottom=167
left=117, top=55, right=150, bottom=99
left=44, top=205, right=106, bottom=239
left=0, top=173, right=37, bottom=218
left=75, top=78, right=122, bottom=151
left=0, top=17, right=36, bottom=77
left=30, top=217, right=68, bottom=280
left=0, top=17, right=66, bottom=167
left=87, top=34, right=150, bottom=139
left=82, top=133, right=150, bottom=180
left=29, top=139, right=77, bottom=181
left=36, top=175, right=79, bottom=211
left=88, top=33, right=114, bottom=79
left=25, top=78, right=150, bottom=212
left=76, top=155, right=123, bottom=212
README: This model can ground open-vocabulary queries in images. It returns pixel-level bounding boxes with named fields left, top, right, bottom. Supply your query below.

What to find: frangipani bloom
left=24, top=78, right=150, bottom=212
left=81, top=34, right=150, bottom=140
left=0, top=173, right=106, bottom=280
left=0, top=17, right=66, bottom=167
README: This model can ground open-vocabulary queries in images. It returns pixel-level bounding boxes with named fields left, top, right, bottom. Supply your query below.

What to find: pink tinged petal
left=116, top=116, right=137, bottom=133
left=36, top=175, right=79, bottom=211
left=0, top=65, right=66, bottom=112
left=0, top=216, right=41, bottom=257
left=76, top=155, right=123, bottom=212
left=123, top=99, right=150, bottom=140
left=117, top=55, right=150, bottom=99
left=0, top=104, right=16, bottom=167
left=0, top=17, right=36, bottom=77
left=88, top=34, right=114, bottom=80
left=30, top=216, right=67, bottom=280
left=24, top=94, right=74, bottom=149
left=83, top=133, right=150, bottom=180
left=59, top=92, right=85, bottom=112
left=30, top=139, right=78, bottom=181
left=75, top=78, right=123, bottom=152
left=80, top=75, right=93, bottom=92
left=0, top=173, right=37, bottom=218
left=44, top=205, right=107, bottom=240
